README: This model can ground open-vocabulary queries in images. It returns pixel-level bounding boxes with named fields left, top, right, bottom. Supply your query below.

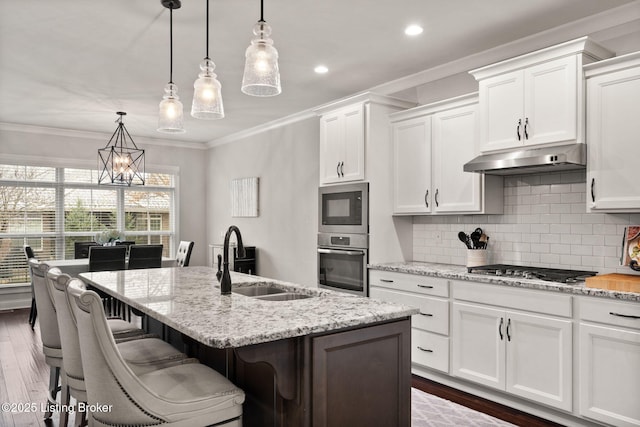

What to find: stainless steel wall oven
left=318, top=182, right=369, bottom=235
left=318, top=232, right=368, bottom=296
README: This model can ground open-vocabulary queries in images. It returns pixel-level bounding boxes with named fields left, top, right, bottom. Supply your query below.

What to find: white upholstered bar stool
left=28, top=259, right=67, bottom=421
left=70, top=281, right=244, bottom=427
left=47, top=270, right=195, bottom=426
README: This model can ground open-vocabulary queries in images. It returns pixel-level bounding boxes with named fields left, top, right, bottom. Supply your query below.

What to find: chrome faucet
left=218, top=225, right=245, bottom=295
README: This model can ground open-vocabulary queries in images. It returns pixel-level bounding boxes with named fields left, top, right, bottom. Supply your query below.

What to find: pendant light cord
left=260, top=0, right=264, bottom=23
left=205, top=0, right=210, bottom=59
left=169, top=7, right=174, bottom=84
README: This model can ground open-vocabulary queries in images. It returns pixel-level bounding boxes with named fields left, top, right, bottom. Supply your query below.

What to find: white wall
left=0, top=126, right=209, bottom=266
left=205, top=117, right=319, bottom=287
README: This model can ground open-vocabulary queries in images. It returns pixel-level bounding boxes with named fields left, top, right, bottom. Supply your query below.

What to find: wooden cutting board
left=585, top=273, right=640, bottom=293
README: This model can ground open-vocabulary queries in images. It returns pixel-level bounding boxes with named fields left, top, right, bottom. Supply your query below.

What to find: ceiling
left=0, top=0, right=636, bottom=145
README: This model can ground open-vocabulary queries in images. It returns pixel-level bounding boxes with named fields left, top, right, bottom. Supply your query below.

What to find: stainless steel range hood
left=463, top=144, right=586, bottom=175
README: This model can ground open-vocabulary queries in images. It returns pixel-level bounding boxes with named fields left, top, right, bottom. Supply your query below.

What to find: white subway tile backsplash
left=412, top=170, right=638, bottom=274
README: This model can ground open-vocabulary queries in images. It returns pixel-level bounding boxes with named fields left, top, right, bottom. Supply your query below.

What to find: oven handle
left=317, top=248, right=366, bottom=256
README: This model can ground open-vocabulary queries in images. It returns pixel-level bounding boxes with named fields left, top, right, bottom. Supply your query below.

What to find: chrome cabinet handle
left=417, top=346, right=433, bottom=353
left=435, top=189, right=439, bottom=207
left=380, top=279, right=394, bottom=283
left=419, top=312, right=433, bottom=317
left=424, top=189, right=429, bottom=208
left=417, top=284, right=433, bottom=289
left=610, top=312, right=640, bottom=319
left=336, top=162, right=341, bottom=178
left=591, top=178, right=595, bottom=203
left=498, top=317, right=504, bottom=340
left=340, top=161, right=344, bottom=177
left=524, top=118, right=529, bottom=139
left=517, top=119, right=522, bottom=141
left=506, top=318, right=512, bottom=342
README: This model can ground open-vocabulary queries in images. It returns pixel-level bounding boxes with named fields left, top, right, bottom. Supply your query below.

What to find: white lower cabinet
left=578, top=297, right=640, bottom=427
left=451, top=281, right=573, bottom=412
left=369, top=270, right=450, bottom=373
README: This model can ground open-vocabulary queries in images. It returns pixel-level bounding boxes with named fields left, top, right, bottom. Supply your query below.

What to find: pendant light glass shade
left=99, top=112, right=145, bottom=186
left=191, top=59, right=224, bottom=119
left=158, top=1, right=185, bottom=133
left=241, top=20, right=281, bottom=97
left=158, top=82, right=185, bottom=133
left=191, top=0, right=224, bottom=119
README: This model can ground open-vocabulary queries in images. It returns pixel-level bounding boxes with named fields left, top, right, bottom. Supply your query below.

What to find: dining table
left=77, top=266, right=416, bottom=427
left=45, top=257, right=176, bottom=277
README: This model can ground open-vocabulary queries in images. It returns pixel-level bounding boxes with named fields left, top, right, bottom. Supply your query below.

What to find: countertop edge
left=368, top=262, right=640, bottom=303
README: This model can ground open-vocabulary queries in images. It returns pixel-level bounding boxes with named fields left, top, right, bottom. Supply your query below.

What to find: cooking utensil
left=470, top=228, right=483, bottom=249
left=458, top=231, right=472, bottom=249
left=478, top=233, right=489, bottom=250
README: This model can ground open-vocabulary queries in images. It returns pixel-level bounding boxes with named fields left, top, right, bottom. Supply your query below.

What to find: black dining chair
left=115, top=240, right=136, bottom=257
left=74, top=241, right=101, bottom=259
left=176, top=241, right=194, bottom=267
left=88, top=246, right=126, bottom=272
left=24, top=245, right=38, bottom=329
left=127, top=244, right=163, bottom=270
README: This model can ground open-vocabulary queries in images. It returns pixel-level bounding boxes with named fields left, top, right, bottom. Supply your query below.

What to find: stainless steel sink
left=256, top=292, right=314, bottom=301
left=232, top=284, right=287, bottom=297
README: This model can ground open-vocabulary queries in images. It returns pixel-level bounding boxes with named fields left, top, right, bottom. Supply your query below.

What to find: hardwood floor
left=2, top=307, right=561, bottom=427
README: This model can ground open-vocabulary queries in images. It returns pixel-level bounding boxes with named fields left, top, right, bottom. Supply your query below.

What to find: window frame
left=0, top=159, right=178, bottom=286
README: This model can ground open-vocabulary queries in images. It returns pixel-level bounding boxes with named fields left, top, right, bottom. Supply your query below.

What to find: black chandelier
left=98, top=112, right=145, bottom=186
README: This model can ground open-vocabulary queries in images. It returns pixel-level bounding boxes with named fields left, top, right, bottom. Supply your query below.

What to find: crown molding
left=206, top=109, right=317, bottom=148
left=370, top=1, right=640, bottom=96
left=0, top=122, right=207, bottom=150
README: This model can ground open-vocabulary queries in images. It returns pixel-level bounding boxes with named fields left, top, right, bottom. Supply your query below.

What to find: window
left=0, top=164, right=176, bottom=285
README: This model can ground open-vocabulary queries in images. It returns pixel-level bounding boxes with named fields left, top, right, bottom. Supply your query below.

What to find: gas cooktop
left=467, top=264, right=598, bottom=284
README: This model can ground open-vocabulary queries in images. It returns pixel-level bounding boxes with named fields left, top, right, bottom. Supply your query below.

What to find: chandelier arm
left=121, top=124, right=140, bottom=149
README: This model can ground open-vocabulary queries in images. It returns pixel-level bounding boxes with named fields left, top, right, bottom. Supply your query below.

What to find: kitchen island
left=79, top=266, right=417, bottom=427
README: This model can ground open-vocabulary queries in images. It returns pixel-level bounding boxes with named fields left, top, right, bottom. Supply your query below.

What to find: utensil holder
left=466, top=249, right=487, bottom=268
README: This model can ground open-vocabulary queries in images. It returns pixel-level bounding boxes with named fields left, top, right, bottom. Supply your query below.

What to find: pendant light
left=241, top=0, right=281, bottom=97
left=158, top=0, right=185, bottom=133
left=98, top=112, right=145, bottom=186
left=191, top=0, right=224, bottom=119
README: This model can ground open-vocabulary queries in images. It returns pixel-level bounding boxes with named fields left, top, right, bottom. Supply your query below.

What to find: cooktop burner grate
left=467, top=264, right=598, bottom=283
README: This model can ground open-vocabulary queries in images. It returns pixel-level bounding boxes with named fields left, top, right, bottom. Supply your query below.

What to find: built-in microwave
left=318, top=182, right=369, bottom=235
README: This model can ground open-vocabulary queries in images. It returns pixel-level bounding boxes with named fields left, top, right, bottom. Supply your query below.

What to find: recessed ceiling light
left=405, top=24, right=423, bottom=36
left=314, top=65, right=329, bottom=74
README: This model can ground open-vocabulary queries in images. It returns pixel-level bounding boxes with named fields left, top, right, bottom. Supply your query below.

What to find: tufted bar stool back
left=70, top=281, right=245, bottom=427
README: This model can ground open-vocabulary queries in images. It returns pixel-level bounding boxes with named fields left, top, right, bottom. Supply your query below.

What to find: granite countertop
left=78, top=266, right=418, bottom=348
left=368, top=262, right=640, bottom=303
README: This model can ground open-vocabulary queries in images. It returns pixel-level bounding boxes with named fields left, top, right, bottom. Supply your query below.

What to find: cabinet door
left=432, top=104, right=482, bottom=213
left=340, top=104, right=365, bottom=182
left=319, top=112, right=345, bottom=184
left=505, top=311, right=573, bottom=411
left=479, top=69, right=524, bottom=151
left=587, top=66, right=640, bottom=211
left=452, top=302, right=505, bottom=390
left=523, top=55, right=577, bottom=146
left=392, top=116, right=431, bottom=213
left=579, top=323, right=640, bottom=427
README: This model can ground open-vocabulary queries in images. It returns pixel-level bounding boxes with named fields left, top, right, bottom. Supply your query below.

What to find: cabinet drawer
left=370, top=287, right=449, bottom=335
left=370, top=270, right=449, bottom=297
left=579, top=297, right=640, bottom=330
left=412, top=329, right=449, bottom=373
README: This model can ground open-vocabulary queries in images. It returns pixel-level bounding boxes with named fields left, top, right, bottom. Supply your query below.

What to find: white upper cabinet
left=316, top=93, right=414, bottom=185
left=585, top=52, right=640, bottom=212
left=470, top=37, right=612, bottom=153
left=390, top=94, right=503, bottom=215
left=392, top=116, right=432, bottom=213
left=319, top=103, right=365, bottom=184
